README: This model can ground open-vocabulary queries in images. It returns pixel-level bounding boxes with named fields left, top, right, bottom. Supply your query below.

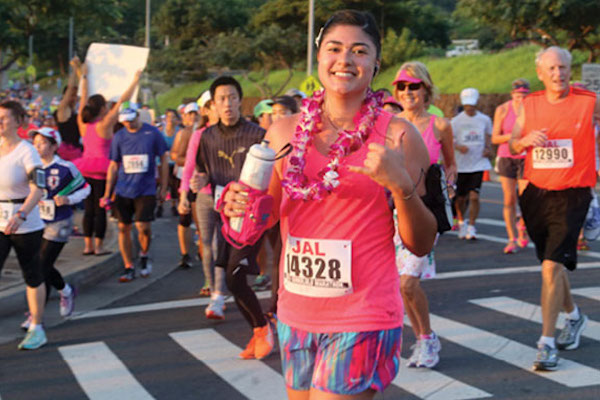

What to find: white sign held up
left=80, top=43, right=149, bottom=102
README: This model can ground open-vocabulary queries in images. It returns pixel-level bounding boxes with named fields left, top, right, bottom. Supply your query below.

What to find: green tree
left=456, top=0, right=600, bottom=61
left=381, top=28, right=424, bottom=68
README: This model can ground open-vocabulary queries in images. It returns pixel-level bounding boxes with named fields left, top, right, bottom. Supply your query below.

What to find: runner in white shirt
left=451, top=88, right=492, bottom=240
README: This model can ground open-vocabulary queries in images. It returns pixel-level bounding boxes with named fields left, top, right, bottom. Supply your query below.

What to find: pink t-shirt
left=180, top=126, right=211, bottom=195
left=74, top=121, right=112, bottom=179
left=421, top=115, right=441, bottom=164
left=497, top=101, right=524, bottom=159
left=277, top=111, right=403, bottom=333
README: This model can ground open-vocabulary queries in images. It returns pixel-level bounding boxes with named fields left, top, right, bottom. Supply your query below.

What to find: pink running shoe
left=504, top=241, right=518, bottom=254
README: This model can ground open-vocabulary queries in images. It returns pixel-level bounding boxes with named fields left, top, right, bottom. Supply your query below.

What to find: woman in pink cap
left=391, top=61, right=456, bottom=369
left=218, top=9, right=437, bottom=399
left=491, top=78, right=530, bottom=254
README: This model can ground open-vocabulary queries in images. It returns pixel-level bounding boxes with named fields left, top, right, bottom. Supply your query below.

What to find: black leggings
left=40, top=239, right=67, bottom=302
left=218, top=239, right=266, bottom=329
left=83, top=177, right=107, bottom=239
left=0, top=230, right=43, bottom=287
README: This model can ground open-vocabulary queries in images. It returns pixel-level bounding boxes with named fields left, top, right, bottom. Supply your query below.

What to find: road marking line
left=572, top=287, right=600, bottom=302
left=71, top=291, right=271, bottom=320
left=59, top=342, right=154, bottom=400
left=435, top=262, right=600, bottom=280
left=450, top=218, right=600, bottom=258
left=414, top=314, right=600, bottom=388
left=395, top=358, right=492, bottom=399
left=469, top=296, right=600, bottom=342
left=170, top=329, right=287, bottom=400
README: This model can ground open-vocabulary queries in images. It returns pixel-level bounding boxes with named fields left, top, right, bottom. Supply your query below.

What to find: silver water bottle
left=230, top=140, right=276, bottom=232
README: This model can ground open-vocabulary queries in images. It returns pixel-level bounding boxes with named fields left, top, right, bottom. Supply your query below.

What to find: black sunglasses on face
left=396, top=82, right=422, bottom=91
left=512, top=83, right=529, bottom=90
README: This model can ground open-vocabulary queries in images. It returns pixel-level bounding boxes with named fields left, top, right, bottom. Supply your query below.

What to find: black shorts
left=114, top=195, right=157, bottom=224
left=456, top=171, right=484, bottom=196
left=519, top=184, right=591, bottom=270
left=496, top=157, right=524, bottom=180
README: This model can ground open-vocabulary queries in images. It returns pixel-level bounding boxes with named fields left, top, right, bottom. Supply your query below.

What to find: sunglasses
left=512, top=84, right=529, bottom=90
left=396, top=82, right=422, bottom=91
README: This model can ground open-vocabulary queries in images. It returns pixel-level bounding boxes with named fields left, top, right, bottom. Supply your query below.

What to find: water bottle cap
left=261, top=140, right=270, bottom=147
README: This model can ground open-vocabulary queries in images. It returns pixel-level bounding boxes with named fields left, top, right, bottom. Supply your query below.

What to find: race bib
left=532, top=139, right=573, bottom=169
left=39, top=199, right=55, bottom=220
left=0, top=203, right=14, bottom=224
left=214, top=185, right=224, bottom=211
left=283, top=235, right=353, bottom=298
left=123, top=154, right=149, bottom=174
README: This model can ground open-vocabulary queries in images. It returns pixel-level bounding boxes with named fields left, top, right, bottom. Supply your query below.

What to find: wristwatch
left=16, top=210, right=27, bottom=221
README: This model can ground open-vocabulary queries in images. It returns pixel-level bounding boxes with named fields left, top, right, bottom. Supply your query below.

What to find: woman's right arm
left=77, top=63, right=88, bottom=137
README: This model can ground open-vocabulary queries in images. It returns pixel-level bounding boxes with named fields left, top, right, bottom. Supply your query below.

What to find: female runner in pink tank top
left=491, top=79, right=530, bottom=254
left=220, top=10, right=437, bottom=399
left=391, top=61, right=456, bottom=369
left=75, top=62, right=142, bottom=256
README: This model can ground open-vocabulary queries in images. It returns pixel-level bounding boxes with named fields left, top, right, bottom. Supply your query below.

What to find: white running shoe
left=458, top=222, right=467, bottom=239
left=407, top=339, right=422, bottom=367
left=205, top=294, right=225, bottom=320
left=417, top=332, right=441, bottom=368
left=140, top=257, right=152, bottom=278
left=465, top=224, right=477, bottom=240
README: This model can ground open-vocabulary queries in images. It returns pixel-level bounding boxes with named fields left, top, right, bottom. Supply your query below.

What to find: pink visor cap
left=392, top=69, right=422, bottom=85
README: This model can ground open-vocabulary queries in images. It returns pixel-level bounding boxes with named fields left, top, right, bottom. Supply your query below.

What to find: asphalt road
left=1, top=182, right=599, bottom=400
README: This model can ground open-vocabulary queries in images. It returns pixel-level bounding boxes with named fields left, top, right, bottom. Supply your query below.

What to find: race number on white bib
left=283, top=235, right=353, bottom=298
left=0, top=203, right=14, bottom=224
left=39, top=199, right=56, bottom=220
left=123, top=154, right=149, bottom=174
left=532, top=139, right=574, bottom=169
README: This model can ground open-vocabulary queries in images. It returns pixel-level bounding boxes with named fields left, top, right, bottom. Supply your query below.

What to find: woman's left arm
left=348, top=117, right=437, bottom=256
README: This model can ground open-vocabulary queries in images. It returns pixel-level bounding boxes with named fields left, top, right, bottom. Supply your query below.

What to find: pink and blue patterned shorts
left=277, top=321, right=402, bottom=394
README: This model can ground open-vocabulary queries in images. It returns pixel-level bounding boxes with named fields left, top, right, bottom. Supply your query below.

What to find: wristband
left=16, top=210, right=27, bottom=221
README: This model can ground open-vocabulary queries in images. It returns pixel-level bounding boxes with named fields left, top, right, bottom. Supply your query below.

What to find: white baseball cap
left=460, top=88, right=479, bottom=106
left=29, top=127, right=62, bottom=147
left=118, top=101, right=139, bottom=123
left=183, top=102, right=199, bottom=114
left=197, top=90, right=211, bottom=108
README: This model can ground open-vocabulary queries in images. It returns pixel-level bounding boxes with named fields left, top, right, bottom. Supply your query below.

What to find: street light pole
left=306, top=0, right=314, bottom=77
left=145, top=0, right=150, bottom=48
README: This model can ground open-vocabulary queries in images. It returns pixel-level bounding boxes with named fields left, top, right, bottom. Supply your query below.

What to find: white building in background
left=446, top=40, right=482, bottom=58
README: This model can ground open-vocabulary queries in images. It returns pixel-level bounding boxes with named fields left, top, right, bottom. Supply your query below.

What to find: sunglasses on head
left=396, top=82, right=422, bottom=91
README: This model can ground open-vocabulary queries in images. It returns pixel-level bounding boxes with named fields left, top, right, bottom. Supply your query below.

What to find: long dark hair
left=81, top=94, right=106, bottom=123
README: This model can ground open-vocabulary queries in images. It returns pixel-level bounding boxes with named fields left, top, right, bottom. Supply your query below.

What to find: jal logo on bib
left=283, top=235, right=353, bottom=298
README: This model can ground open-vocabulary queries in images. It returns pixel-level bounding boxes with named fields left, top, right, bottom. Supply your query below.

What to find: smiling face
left=317, top=24, right=379, bottom=96
left=536, top=49, right=571, bottom=97
left=394, top=79, right=426, bottom=112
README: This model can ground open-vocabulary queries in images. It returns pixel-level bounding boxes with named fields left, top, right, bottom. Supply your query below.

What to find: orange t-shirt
left=523, top=87, right=597, bottom=190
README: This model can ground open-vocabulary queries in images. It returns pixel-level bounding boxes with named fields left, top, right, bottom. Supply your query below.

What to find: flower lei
left=282, top=89, right=383, bottom=201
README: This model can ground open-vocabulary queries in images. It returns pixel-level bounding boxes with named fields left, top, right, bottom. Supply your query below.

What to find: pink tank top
left=277, top=111, right=403, bottom=333
left=497, top=101, right=524, bottom=159
left=421, top=115, right=441, bottom=164
left=74, top=121, right=112, bottom=179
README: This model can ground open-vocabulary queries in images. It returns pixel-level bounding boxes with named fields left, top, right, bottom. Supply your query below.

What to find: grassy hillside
left=157, top=44, right=587, bottom=112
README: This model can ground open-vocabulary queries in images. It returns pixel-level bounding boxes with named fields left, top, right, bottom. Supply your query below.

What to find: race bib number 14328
left=283, top=235, right=352, bottom=298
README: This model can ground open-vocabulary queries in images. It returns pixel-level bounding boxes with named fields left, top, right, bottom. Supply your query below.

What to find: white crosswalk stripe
left=424, top=313, right=600, bottom=388
left=59, top=342, right=154, bottom=400
left=170, top=329, right=287, bottom=400
left=51, top=289, right=600, bottom=399
left=394, top=358, right=492, bottom=399
left=469, top=295, right=600, bottom=342
left=572, top=287, right=600, bottom=302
